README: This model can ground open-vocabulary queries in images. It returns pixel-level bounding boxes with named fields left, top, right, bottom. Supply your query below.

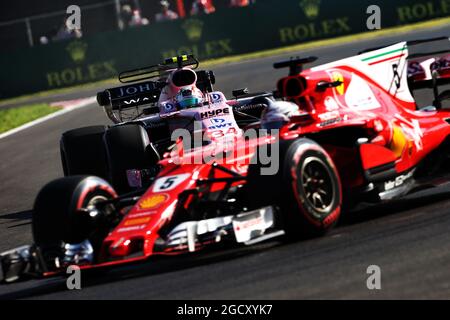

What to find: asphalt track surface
left=0, top=25, right=450, bottom=299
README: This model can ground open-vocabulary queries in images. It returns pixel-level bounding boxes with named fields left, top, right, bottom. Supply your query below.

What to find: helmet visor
left=178, top=97, right=202, bottom=109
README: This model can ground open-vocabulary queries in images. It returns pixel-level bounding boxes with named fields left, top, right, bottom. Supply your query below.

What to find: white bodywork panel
left=312, top=42, right=415, bottom=104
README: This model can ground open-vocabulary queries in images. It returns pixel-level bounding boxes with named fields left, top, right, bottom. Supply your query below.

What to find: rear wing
left=359, top=36, right=450, bottom=89
left=97, top=81, right=163, bottom=110
left=358, top=36, right=450, bottom=55
left=118, top=55, right=199, bottom=83
left=97, top=70, right=215, bottom=110
left=96, top=55, right=215, bottom=123
left=357, top=36, right=450, bottom=105
left=408, top=54, right=450, bottom=90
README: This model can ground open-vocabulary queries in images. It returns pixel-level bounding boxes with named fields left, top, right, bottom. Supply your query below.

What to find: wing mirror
left=232, top=88, right=249, bottom=98
left=316, top=80, right=343, bottom=92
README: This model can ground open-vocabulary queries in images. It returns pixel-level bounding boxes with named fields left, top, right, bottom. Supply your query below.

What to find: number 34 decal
left=153, top=174, right=191, bottom=192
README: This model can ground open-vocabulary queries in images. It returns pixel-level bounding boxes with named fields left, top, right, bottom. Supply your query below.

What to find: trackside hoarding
left=0, top=0, right=448, bottom=99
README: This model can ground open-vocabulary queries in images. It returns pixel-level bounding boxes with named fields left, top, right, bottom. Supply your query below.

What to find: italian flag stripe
left=368, top=53, right=405, bottom=65
left=361, top=47, right=405, bottom=62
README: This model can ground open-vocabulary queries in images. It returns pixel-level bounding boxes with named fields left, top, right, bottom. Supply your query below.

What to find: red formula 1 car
left=1, top=36, right=450, bottom=283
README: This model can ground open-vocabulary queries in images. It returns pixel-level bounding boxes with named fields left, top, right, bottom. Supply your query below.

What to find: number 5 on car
left=152, top=173, right=191, bottom=192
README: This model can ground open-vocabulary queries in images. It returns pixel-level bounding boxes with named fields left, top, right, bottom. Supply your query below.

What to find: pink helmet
left=175, top=86, right=204, bottom=109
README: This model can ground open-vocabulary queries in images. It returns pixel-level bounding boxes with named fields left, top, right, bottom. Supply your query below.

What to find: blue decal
left=210, top=118, right=226, bottom=124
left=164, top=103, right=174, bottom=111
left=211, top=93, right=222, bottom=102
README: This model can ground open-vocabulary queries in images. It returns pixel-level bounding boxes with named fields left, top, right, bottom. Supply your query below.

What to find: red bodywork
left=51, top=43, right=450, bottom=273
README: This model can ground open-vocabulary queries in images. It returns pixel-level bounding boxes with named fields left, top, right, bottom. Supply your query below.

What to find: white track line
left=0, top=97, right=97, bottom=140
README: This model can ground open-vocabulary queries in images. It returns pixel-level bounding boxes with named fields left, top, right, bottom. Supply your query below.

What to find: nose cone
left=109, top=238, right=132, bottom=257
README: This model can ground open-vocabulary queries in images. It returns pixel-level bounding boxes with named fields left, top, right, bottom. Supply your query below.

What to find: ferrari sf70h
left=1, top=36, right=450, bottom=283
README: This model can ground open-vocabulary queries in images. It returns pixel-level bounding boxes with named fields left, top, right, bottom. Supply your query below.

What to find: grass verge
left=0, top=103, right=62, bottom=134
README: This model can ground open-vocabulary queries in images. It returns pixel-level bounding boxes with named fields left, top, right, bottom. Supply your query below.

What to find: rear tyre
left=104, top=124, right=160, bottom=194
left=60, top=126, right=109, bottom=180
left=246, top=138, right=342, bottom=238
left=32, top=176, right=117, bottom=266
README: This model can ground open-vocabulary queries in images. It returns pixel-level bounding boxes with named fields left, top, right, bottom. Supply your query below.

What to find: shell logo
left=139, top=194, right=168, bottom=210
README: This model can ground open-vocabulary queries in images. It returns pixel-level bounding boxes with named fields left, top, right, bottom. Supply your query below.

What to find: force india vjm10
left=1, top=37, right=450, bottom=283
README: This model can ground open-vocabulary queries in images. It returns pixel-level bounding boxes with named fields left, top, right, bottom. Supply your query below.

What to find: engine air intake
left=172, top=69, right=197, bottom=88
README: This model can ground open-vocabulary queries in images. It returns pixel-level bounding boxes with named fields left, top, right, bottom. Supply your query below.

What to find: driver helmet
left=175, top=86, right=204, bottom=110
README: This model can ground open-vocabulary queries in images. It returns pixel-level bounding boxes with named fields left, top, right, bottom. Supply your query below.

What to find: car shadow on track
left=0, top=241, right=282, bottom=299
left=0, top=210, right=32, bottom=221
left=0, top=210, right=32, bottom=228
left=339, top=187, right=450, bottom=226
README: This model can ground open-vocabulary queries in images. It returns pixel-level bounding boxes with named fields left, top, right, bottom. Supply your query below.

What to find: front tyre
left=32, top=176, right=117, bottom=267
left=283, top=140, right=342, bottom=236
left=247, top=138, right=342, bottom=238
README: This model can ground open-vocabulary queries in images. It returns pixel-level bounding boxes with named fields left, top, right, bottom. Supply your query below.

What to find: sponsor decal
left=127, top=211, right=156, bottom=218
left=116, top=83, right=154, bottom=98
left=153, top=174, right=191, bottom=192
left=46, top=60, right=116, bottom=88
left=331, top=71, right=345, bottom=95
left=318, top=110, right=340, bottom=121
left=384, top=169, right=415, bottom=191
left=318, top=117, right=342, bottom=127
left=117, top=225, right=146, bottom=233
left=208, top=118, right=233, bottom=129
left=139, top=194, right=169, bottom=210
left=164, top=103, right=175, bottom=112
left=232, top=208, right=274, bottom=243
left=161, top=39, right=233, bottom=61
left=124, top=217, right=151, bottom=226
left=210, top=118, right=225, bottom=124
left=207, top=127, right=238, bottom=139
left=397, top=1, right=450, bottom=24
left=45, top=40, right=117, bottom=89
left=234, top=216, right=264, bottom=231
left=279, top=17, right=350, bottom=44
left=408, top=61, right=426, bottom=80
left=200, top=108, right=230, bottom=119
left=210, top=93, right=223, bottom=103
left=431, top=56, right=450, bottom=76
left=299, top=0, right=321, bottom=19
left=122, top=97, right=151, bottom=105
left=182, top=19, right=204, bottom=42
left=66, top=41, right=87, bottom=63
